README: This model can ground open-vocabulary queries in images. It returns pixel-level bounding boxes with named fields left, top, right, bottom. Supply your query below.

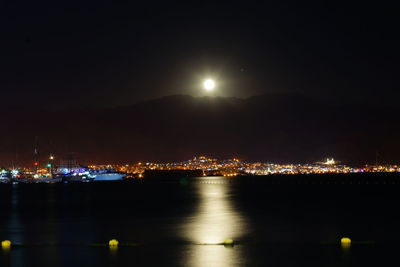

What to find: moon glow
left=203, top=79, right=215, bottom=91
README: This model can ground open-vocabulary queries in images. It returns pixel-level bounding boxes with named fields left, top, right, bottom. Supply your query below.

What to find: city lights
left=87, top=156, right=400, bottom=178
left=1, top=156, right=399, bottom=183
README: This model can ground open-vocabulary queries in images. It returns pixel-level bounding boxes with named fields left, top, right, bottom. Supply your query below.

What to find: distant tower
left=325, top=158, right=335, bottom=165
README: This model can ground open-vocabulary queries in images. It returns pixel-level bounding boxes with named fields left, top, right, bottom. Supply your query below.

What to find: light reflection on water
left=182, top=177, right=247, bottom=266
left=3, top=176, right=394, bottom=266
left=6, top=187, right=24, bottom=267
left=8, top=187, right=23, bottom=244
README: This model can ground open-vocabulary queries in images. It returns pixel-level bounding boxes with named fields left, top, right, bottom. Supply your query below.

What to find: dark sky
left=1, top=0, right=399, bottom=108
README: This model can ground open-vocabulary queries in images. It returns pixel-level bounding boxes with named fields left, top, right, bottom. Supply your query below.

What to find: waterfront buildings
left=88, top=156, right=400, bottom=177
left=1, top=156, right=399, bottom=181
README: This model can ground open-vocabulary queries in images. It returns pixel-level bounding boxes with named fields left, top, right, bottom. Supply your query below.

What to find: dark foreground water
left=1, top=175, right=400, bottom=267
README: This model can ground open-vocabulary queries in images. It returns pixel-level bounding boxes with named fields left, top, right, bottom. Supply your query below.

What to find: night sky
left=0, top=1, right=399, bottom=165
left=1, top=1, right=399, bottom=108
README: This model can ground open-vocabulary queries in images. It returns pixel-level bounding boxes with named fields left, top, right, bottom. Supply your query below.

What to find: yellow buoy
left=1, top=240, right=11, bottom=249
left=341, top=237, right=351, bottom=247
left=223, top=239, right=234, bottom=246
left=109, top=239, right=119, bottom=247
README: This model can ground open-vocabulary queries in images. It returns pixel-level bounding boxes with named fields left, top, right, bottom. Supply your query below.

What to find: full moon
left=203, top=79, right=215, bottom=91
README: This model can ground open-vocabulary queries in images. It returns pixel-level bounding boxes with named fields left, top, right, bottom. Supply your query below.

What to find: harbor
left=1, top=154, right=399, bottom=185
left=0, top=154, right=126, bottom=184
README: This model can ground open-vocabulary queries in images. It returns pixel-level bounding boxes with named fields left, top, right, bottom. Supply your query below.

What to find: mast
left=34, top=136, right=39, bottom=173
left=48, top=140, right=54, bottom=177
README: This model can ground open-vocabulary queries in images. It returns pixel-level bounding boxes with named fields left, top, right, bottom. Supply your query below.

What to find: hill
left=0, top=93, right=399, bottom=165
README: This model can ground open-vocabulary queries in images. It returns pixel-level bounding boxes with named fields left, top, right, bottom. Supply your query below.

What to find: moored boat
left=90, top=169, right=125, bottom=181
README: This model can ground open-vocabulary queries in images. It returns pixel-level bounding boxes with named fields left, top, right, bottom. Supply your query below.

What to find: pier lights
left=109, top=239, right=119, bottom=248
left=1, top=240, right=11, bottom=251
left=223, top=239, right=234, bottom=247
left=341, top=237, right=351, bottom=248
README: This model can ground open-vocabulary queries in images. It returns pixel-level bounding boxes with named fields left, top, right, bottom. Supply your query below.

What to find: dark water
left=1, top=175, right=400, bottom=266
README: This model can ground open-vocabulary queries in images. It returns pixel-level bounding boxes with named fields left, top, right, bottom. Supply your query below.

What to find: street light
left=49, top=155, right=55, bottom=177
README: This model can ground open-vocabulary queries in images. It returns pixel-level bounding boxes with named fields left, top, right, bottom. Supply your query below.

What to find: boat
left=57, top=173, right=93, bottom=183
left=0, top=170, right=13, bottom=183
left=90, top=169, right=126, bottom=181
left=52, top=153, right=94, bottom=183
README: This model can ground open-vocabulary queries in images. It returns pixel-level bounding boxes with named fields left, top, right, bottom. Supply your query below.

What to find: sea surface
left=1, top=175, right=400, bottom=267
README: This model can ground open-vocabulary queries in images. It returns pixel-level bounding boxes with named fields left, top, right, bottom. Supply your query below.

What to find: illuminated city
left=1, top=156, right=398, bottom=183
left=92, top=156, right=400, bottom=177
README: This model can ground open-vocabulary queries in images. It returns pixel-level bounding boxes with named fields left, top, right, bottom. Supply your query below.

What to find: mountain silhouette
left=0, top=93, right=399, bottom=166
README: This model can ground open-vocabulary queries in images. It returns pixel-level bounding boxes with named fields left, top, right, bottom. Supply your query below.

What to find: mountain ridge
left=0, top=93, right=399, bottom=166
